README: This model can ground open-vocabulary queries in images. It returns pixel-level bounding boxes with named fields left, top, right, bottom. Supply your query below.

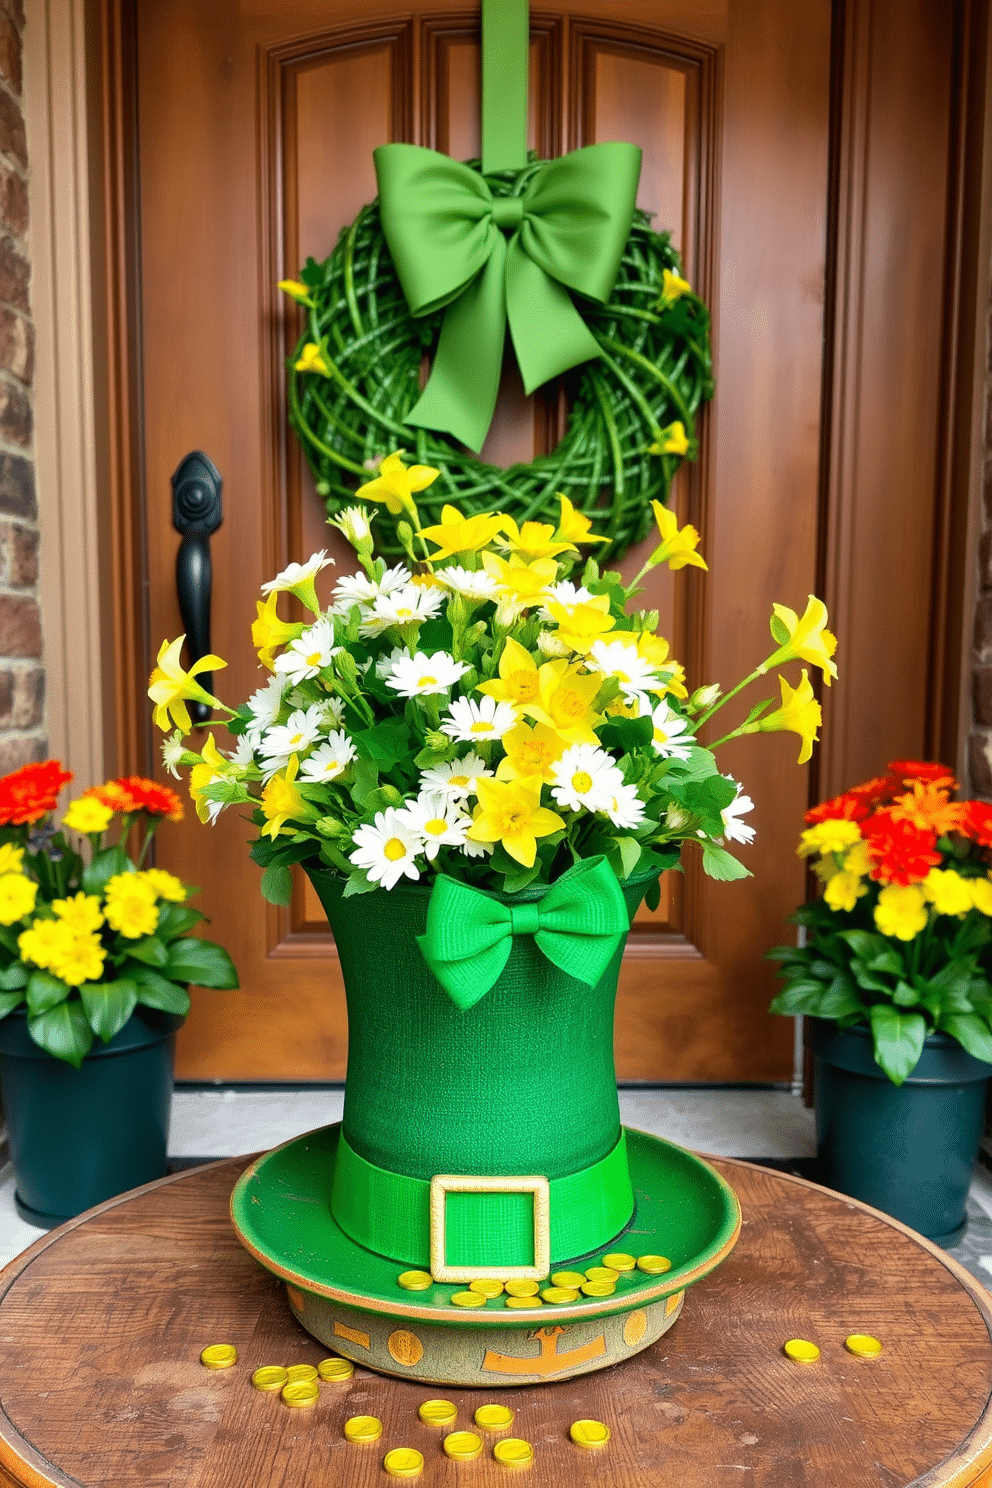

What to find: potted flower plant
left=150, top=454, right=836, bottom=1383
left=0, top=759, right=238, bottom=1225
left=769, top=761, right=992, bottom=1244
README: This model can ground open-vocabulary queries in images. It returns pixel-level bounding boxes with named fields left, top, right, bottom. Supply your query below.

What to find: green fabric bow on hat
left=417, top=856, right=630, bottom=1010
left=372, top=142, right=643, bottom=453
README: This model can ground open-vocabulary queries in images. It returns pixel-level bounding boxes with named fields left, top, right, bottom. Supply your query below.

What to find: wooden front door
left=125, top=0, right=834, bottom=1082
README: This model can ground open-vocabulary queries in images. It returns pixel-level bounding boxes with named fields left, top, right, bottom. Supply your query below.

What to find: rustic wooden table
left=0, top=1153, right=990, bottom=1487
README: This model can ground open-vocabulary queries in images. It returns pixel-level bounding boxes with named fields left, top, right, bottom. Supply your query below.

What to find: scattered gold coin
left=541, top=1286, right=579, bottom=1304
left=251, top=1365, right=288, bottom=1391
left=199, top=1344, right=237, bottom=1369
left=783, top=1339, right=821, bottom=1363
left=281, top=1379, right=319, bottom=1407
left=398, top=1270, right=434, bottom=1291
left=451, top=1290, right=488, bottom=1307
left=551, top=1271, right=586, bottom=1288
left=469, top=1278, right=505, bottom=1298
left=845, top=1333, right=883, bottom=1358
left=443, top=1430, right=484, bottom=1461
left=494, top=1437, right=535, bottom=1468
left=505, top=1295, right=542, bottom=1308
left=602, top=1252, right=636, bottom=1271
left=504, top=1279, right=541, bottom=1297
left=317, top=1357, right=354, bottom=1381
left=383, top=1447, right=424, bottom=1478
left=475, top=1404, right=514, bottom=1429
left=418, top=1399, right=458, bottom=1426
left=285, top=1363, right=319, bottom=1382
left=580, top=1279, right=616, bottom=1297
left=570, top=1418, right=611, bottom=1450
left=636, top=1255, right=672, bottom=1275
left=585, top=1266, right=619, bottom=1281
left=344, top=1414, right=383, bottom=1442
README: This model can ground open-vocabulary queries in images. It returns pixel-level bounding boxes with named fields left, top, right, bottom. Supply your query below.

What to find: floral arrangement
left=769, top=761, right=992, bottom=1084
left=149, top=450, right=835, bottom=907
left=0, top=760, right=238, bottom=1067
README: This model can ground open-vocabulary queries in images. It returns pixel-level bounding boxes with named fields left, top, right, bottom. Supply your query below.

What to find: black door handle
left=172, top=452, right=223, bottom=725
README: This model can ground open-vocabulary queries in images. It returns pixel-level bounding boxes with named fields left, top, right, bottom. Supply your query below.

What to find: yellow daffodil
left=421, top=503, right=506, bottom=557
left=62, top=796, right=114, bottom=835
left=756, top=670, right=822, bottom=764
left=636, top=631, right=688, bottom=698
left=499, top=515, right=576, bottom=561
left=189, top=733, right=235, bottom=825
left=481, top=552, right=558, bottom=611
left=798, top=819, right=862, bottom=858
left=148, top=636, right=227, bottom=733
left=874, top=884, right=929, bottom=941
left=556, top=493, right=607, bottom=546
left=252, top=592, right=305, bottom=669
left=520, top=661, right=605, bottom=745
left=52, top=892, right=104, bottom=933
left=278, top=279, right=314, bottom=307
left=647, top=500, right=707, bottom=571
left=139, top=868, right=187, bottom=902
left=357, top=450, right=439, bottom=517
left=49, top=931, right=106, bottom=987
left=467, top=776, right=565, bottom=868
left=544, top=594, right=616, bottom=654
left=0, top=872, right=36, bottom=925
left=495, top=721, right=568, bottom=783
left=648, top=422, right=690, bottom=458
left=922, top=868, right=973, bottom=918
left=260, top=755, right=319, bottom=840
left=766, top=595, right=838, bottom=686
left=294, top=342, right=329, bottom=375
left=478, top=638, right=542, bottom=709
left=660, top=268, right=691, bottom=304
left=823, top=871, right=869, bottom=912
left=0, top=844, right=24, bottom=875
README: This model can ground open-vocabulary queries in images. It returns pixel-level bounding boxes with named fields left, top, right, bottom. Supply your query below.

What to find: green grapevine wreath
left=284, top=159, right=714, bottom=562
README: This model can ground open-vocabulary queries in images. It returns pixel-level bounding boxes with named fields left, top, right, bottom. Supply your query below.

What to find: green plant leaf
left=164, top=937, right=239, bottom=989
left=352, top=719, right=411, bottom=766
left=27, top=1001, right=94, bottom=1068
left=128, top=965, right=191, bottom=1015
left=82, top=844, right=130, bottom=896
left=26, top=970, right=71, bottom=1015
left=816, top=971, right=865, bottom=1021
left=769, top=979, right=829, bottom=1016
left=124, top=935, right=169, bottom=967
left=700, top=843, right=751, bottom=881
left=260, top=864, right=293, bottom=906
left=342, top=869, right=378, bottom=898
left=937, top=1013, right=992, bottom=1065
left=868, top=1005, right=926, bottom=1086
left=0, top=962, right=28, bottom=990
left=839, top=930, right=891, bottom=962
left=892, top=979, right=921, bottom=1007
left=0, top=988, right=25, bottom=1017
left=155, top=903, right=206, bottom=941
left=80, top=978, right=138, bottom=1042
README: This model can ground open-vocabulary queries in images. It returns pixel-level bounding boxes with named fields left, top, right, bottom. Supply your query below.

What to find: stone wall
left=0, top=0, right=39, bottom=777
left=970, top=244, right=992, bottom=795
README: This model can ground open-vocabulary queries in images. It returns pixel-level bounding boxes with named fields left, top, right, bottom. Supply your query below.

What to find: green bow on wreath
left=373, top=141, right=642, bottom=453
left=418, top=855, right=629, bottom=1010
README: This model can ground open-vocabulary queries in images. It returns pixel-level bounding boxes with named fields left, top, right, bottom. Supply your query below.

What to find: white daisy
left=549, top=743, right=624, bottom=812
left=160, top=730, right=185, bottom=779
left=359, top=583, right=445, bottom=637
left=649, top=700, right=695, bottom=760
left=349, top=807, right=422, bottom=890
left=258, top=705, right=325, bottom=775
left=299, top=731, right=357, bottom=783
left=418, top=752, right=494, bottom=802
left=721, top=782, right=756, bottom=845
left=397, top=791, right=471, bottom=860
left=260, top=550, right=333, bottom=595
left=322, top=696, right=346, bottom=728
left=386, top=650, right=469, bottom=698
left=332, top=563, right=412, bottom=616
left=274, top=616, right=340, bottom=683
left=436, top=565, right=500, bottom=603
left=603, top=783, right=647, bottom=830
left=327, top=505, right=373, bottom=546
left=440, top=695, right=517, bottom=743
left=244, top=675, right=286, bottom=745
left=375, top=645, right=409, bottom=681
left=539, top=580, right=592, bottom=619
left=588, top=638, right=661, bottom=710
left=228, top=734, right=256, bottom=769
left=460, top=836, right=493, bottom=858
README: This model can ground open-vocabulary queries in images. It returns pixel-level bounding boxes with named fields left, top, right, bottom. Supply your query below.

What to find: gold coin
left=199, top=1344, right=237, bottom=1369
left=443, top=1431, right=483, bottom=1461
left=398, top=1270, right=434, bottom=1291
left=585, top=1266, right=619, bottom=1281
left=285, top=1363, right=319, bottom=1382
left=636, top=1255, right=672, bottom=1275
left=251, top=1365, right=288, bottom=1391
left=418, top=1399, right=458, bottom=1426
left=504, top=1279, right=541, bottom=1297
left=383, top=1447, right=424, bottom=1478
left=845, top=1333, right=883, bottom=1358
left=344, top=1414, right=383, bottom=1443
left=494, top=1438, right=534, bottom=1467
left=317, top=1357, right=354, bottom=1381
left=602, top=1252, right=636, bottom=1272
left=505, top=1294, right=542, bottom=1308
left=451, top=1290, right=488, bottom=1307
left=469, top=1278, right=505, bottom=1297
left=783, top=1339, right=821, bottom=1363
left=475, top=1404, right=514, bottom=1429
left=281, top=1380, right=319, bottom=1407
left=541, top=1286, right=579, bottom=1304
left=580, top=1279, right=616, bottom=1297
left=551, top=1271, right=586, bottom=1288
left=570, top=1418, right=611, bottom=1450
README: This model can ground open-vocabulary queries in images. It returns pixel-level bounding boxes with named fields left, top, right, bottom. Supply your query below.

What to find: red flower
left=961, top=800, right=992, bottom=847
left=861, top=810, right=942, bottom=885
left=886, top=759, right=958, bottom=790
left=805, top=791, right=871, bottom=825
left=0, top=759, right=73, bottom=826
left=88, top=776, right=183, bottom=821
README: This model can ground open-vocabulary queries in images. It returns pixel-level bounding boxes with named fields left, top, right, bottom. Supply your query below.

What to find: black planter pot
left=810, top=1017, right=992, bottom=1245
left=0, top=1006, right=184, bottom=1228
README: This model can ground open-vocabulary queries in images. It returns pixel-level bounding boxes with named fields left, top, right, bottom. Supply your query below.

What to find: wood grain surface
left=0, top=1156, right=990, bottom=1486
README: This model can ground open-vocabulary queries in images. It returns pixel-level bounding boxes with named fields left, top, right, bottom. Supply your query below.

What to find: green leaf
left=156, top=903, right=206, bottom=941
left=839, top=930, right=891, bottom=962
left=866, top=950, right=904, bottom=977
left=500, top=862, right=542, bottom=894
left=892, top=980, right=921, bottom=1007
left=350, top=752, right=380, bottom=809
left=82, top=845, right=130, bottom=896
left=80, top=978, right=138, bottom=1042
left=816, top=971, right=866, bottom=1021
left=0, top=962, right=28, bottom=990
left=128, top=965, right=192, bottom=1015
left=769, top=980, right=830, bottom=1016
left=26, top=970, right=71, bottom=1015
left=643, top=877, right=662, bottom=912
left=868, top=1005, right=927, bottom=1086
left=164, top=937, right=239, bottom=989
left=27, top=1001, right=94, bottom=1068
left=0, top=988, right=25, bottom=1017
left=598, top=716, right=654, bottom=752
left=352, top=719, right=412, bottom=766
left=342, top=869, right=378, bottom=898
left=260, top=864, right=293, bottom=906
left=937, top=1013, right=992, bottom=1065
left=124, top=935, right=169, bottom=967
left=700, top=842, right=751, bottom=882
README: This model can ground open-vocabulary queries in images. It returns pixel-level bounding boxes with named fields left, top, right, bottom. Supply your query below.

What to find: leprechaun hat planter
left=0, top=1007, right=183, bottom=1226
left=230, top=862, right=741, bottom=1385
left=810, top=1018, right=992, bottom=1245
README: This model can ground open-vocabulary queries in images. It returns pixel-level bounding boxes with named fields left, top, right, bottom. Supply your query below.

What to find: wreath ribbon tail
left=505, top=240, right=603, bottom=395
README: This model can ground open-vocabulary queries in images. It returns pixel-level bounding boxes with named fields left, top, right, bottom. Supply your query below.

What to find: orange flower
left=888, top=779, right=966, bottom=837
left=887, top=759, right=958, bottom=790
left=0, top=759, right=73, bottom=825
left=88, top=776, right=184, bottom=820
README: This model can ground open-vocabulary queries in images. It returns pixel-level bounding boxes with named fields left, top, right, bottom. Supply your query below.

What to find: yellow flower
left=138, top=868, right=187, bottom=902
left=0, top=844, right=24, bottom=875
left=49, top=931, right=106, bottom=987
left=52, top=892, right=104, bottom=933
left=874, top=884, right=928, bottom=941
left=499, top=515, right=576, bottom=561
left=636, top=631, right=688, bottom=698
left=766, top=595, right=838, bottom=686
left=556, top=494, right=606, bottom=546
left=62, top=796, right=114, bottom=835
left=467, top=776, right=565, bottom=868
left=481, top=552, right=558, bottom=611
left=844, top=840, right=872, bottom=877
left=660, top=267, right=691, bottom=304
left=252, top=592, right=305, bottom=669
left=972, top=878, right=992, bottom=915
left=148, top=636, right=227, bottom=733
left=260, top=755, right=315, bottom=840
left=647, top=500, right=707, bottom=571
left=189, top=734, right=235, bottom=825
left=648, top=421, right=690, bottom=457
left=104, top=873, right=160, bottom=939
left=798, top=819, right=862, bottom=858
left=823, top=871, right=868, bottom=912
left=0, top=872, right=37, bottom=925
left=544, top=595, right=616, bottom=654
left=495, top=721, right=568, bottom=783
left=357, top=450, right=439, bottom=517
left=18, top=917, right=72, bottom=969
left=520, top=661, right=605, bottom=745
left=922, top=868, right=973, bottom=918
left=294, top=342, right=328, bottom=375
left=756, top=670, right=821, bottom=764
left=278, top=279, right=314, bottom=306
left=419, top=502, right=506, bottom=557
left=478, top=638, right=542, bottom=709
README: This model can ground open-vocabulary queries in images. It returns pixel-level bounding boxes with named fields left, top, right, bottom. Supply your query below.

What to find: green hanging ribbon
left=418, top=856, right=630, bottom=1010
